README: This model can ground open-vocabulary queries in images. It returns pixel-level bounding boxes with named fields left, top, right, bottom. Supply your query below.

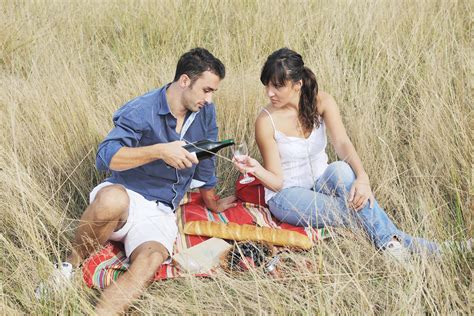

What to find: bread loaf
left=183, top=221, right=312, bottom=249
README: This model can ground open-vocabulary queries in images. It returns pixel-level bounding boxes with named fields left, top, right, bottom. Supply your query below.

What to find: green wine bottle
left=183, top=139, right=234, bottom=160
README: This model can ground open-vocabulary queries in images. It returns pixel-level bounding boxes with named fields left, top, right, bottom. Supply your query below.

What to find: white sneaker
left=35, top=262, right=74, bottom=300
left=384, top=240, right=410, bottom=263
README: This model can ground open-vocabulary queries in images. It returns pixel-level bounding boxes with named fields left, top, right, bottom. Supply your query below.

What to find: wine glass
left=232, top=142, right=255, bottom=184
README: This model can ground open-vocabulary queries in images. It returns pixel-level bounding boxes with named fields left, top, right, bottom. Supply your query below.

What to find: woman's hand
left=348, top=177, right=375, bottom=211
left=232, top=156, right=262, bottom=175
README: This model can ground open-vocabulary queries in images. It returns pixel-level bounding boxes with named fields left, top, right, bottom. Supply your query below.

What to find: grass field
left=1, top=0, right=472, bottom=314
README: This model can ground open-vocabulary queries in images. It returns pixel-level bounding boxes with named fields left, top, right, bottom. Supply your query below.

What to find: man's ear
left=178, top=74, right=191, bottom=88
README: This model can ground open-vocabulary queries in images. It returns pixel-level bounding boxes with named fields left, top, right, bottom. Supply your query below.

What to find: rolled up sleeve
left=96, top=109, right=147, bottom=171
left=192, top=105, right=218, bottom=188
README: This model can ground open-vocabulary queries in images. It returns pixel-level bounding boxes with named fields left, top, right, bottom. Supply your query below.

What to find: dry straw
left=1, top=0, right=472, bottom=314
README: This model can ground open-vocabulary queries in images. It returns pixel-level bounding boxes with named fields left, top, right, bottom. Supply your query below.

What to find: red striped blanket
left=82, top=192, right=328, bottom=289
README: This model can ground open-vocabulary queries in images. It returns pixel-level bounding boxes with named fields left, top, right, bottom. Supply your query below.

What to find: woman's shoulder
left=316, top=91, right=337, bottom=114
left=317, top=90, right=335, bottom=104
left=256, top=104, right=273, bottom=122
left=255, top=105, right=276, bottom=132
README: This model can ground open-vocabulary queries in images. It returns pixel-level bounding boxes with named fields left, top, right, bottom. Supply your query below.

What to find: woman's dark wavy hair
left=260, top=48, right=320, bottom=132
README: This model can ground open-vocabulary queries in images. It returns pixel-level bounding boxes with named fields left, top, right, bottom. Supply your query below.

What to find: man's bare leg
left=95, top=241, right=168, bottom=315
left=67, top=185, right=129, bottom=266
left=65, top=184, right=167, bottom=314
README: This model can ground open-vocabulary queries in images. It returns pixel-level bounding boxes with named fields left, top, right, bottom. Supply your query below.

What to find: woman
left=234, top=48, right=443, bottom=260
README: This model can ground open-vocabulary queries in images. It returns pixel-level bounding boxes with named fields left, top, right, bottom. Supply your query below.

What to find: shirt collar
left=158, top=83, right=172, bottom=116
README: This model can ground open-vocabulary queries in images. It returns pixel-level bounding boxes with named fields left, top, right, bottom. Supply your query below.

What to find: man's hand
left=200, top=188, right=237, bottom=213
left=157, top=141, right=199, bottom=169
left=213, top=195, right=238, bottom=213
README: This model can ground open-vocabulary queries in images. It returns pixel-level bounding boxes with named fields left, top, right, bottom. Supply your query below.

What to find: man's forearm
left=109, top=145, right=162, bottom=171
left=199, top=187, right=218, bottom=212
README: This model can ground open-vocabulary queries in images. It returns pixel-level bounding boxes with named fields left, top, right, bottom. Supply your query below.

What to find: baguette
left=183, top=221, right=312, bottom=249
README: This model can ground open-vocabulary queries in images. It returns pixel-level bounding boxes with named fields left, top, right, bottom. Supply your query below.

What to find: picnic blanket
left=82, top=180, right=328, bottom=289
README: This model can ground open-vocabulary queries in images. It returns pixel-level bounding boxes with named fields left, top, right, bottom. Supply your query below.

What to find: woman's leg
left=396, top=231, right=441, bottom=254
left=268, top=186, right=352, bottom=229
left=270, top=161, right=441, bottom=253
left=269, top=185, right=397, bottom=249
left=313, top=161, right=441, bottom=254
left=313, top=161, right=398, bottom=248
left=314, top=161, right=356, bottom=199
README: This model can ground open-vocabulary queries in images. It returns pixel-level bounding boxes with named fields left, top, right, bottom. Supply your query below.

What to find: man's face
left=182, top=71, right=221, bottom=112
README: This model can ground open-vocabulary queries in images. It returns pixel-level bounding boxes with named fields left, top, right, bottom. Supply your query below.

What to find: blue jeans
left=268, top=161, right=440, bottom=254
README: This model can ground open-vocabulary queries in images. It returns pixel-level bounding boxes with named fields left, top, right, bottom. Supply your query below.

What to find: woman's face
left=264, top=80, right=301, bottom=108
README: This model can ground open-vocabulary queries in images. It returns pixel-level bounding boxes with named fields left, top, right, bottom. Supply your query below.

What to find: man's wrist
left=200, top=188, right=219, bottom=212
left=207, top=199, right=219, bottom=212
left=152, top=143, right=164, bottom=160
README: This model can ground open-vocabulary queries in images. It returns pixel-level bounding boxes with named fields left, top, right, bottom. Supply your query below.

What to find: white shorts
left=89, top=182, right=178, bottom=259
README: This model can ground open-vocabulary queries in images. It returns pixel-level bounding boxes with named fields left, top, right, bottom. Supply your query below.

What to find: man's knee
left=91, top=185, right=129, bottom=222
left=137, top=251, right=167, bottom=269
left=130, top=242, right=168, bottom=273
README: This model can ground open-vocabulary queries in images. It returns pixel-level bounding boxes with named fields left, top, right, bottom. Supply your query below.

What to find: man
left=43, top=48, right=236, bottom=314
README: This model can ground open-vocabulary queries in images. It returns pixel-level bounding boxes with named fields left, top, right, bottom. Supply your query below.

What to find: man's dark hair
left=173, top=48, right=225, bottom=83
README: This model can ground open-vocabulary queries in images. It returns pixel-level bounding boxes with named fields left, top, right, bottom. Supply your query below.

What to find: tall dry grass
left=1, top=0, right=472, bottom=314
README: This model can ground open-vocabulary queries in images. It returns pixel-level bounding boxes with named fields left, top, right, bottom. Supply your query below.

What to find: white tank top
left=262, top=108, right=329, bottom=203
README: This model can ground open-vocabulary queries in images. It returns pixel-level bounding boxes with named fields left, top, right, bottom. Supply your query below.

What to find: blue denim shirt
left=96, top=84, right=218, bottom=210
